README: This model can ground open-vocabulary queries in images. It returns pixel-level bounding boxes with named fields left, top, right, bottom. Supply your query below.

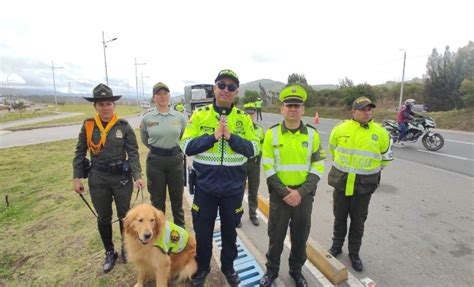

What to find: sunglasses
left=217, top=81, right=238, bottom=92
left=283, top=103, right=303, bottom=108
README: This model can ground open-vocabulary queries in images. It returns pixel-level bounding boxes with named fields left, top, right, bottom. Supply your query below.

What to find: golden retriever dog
left=124, top=203, right=197, bottom=287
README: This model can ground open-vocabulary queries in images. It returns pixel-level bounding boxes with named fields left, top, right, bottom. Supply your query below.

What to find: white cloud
left=0, top=0, right=472, bottom=99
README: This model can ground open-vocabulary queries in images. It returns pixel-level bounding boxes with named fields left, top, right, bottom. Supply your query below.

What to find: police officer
left=260, top=85, right=326, bottom=287
left=72, top=84, right=145, bottom=273
left=140, top=82, right=187, bottom=227
left=328, top=97, right=393, bottom=272
left=255, top=97, right=263, bottom=121
left=180, top=69, right=259, bottom=287
left=242, top=102, right=265, bottom=227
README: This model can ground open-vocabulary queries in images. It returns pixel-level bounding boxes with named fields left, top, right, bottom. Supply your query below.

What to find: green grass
left=0, top=131, right=202, bottom=286
left=0, top=108, right=56, bottom=123
left=4, top=104, right=142, bottom=131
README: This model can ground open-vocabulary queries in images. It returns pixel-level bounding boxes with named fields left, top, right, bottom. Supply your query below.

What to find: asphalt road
left=250, top=113, right=474, bottom=286
left=1, top=112, right=473, bottom=286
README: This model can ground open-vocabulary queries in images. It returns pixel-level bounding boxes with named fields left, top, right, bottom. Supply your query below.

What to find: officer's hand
left=73, top=178, right=84, bottom=194
left=135, top=179, right=146, bottom=189
left=283, top=188, right=302, bottom=207
left=223, top=126, right=231, bottom=140
left=215, top=117, right=226, bottom=140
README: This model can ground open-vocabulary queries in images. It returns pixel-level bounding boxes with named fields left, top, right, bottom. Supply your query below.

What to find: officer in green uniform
left=140, top=82, right=187, bottom=227
left=259, top=85, right=326, bottom=287
left=181, top=69, right=260, bottom=287
left=242, top=102, right=265, bottom=226
left=73, top=84, right=145, bottom=273
left=328, top=97, right=393, bottom=272
left=255, top=97, right=263, bottom=121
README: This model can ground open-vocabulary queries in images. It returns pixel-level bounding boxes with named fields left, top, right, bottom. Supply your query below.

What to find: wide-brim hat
left=84, top=84, right=122, bottom=102
left=352, top=97, right=376, bottom=110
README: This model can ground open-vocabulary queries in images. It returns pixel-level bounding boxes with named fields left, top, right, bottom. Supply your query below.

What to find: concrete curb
left=257, top=194, right=349, bottom=285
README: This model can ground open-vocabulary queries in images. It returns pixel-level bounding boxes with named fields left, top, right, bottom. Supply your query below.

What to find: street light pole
left=399, top=49, right=406, bottom=108
left=51, top=60, right=63, bottom=106
left=134, top=57, right=146, bottom=108
left=141, top=72, right=150, bottom=100
left=102, top=31, right=117, bottom=86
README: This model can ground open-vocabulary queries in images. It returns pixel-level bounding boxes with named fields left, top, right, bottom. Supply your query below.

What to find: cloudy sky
left=0, top=0, right=472, bottom=99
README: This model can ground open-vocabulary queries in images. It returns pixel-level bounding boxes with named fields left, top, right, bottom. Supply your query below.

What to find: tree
left=287, top=73, right=308, bottom=87
left=339, top=77, right=354, bottom=88
left=341, top=84, right=375, bottom=109
left=460, top=79, right=474, bottom=108
left=241, top=90, right=260, bottom=104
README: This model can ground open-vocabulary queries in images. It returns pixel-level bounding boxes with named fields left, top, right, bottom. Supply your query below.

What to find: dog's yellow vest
left=153, top=221, right=189, bottom=254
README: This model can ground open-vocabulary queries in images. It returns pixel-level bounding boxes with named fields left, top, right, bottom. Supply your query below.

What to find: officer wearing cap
left=181, top=69, right=259, bottom=287
left=327, top=97, right=393, bottom=272
left=255, top=97, right=263, bottom=121
left=140, top=82, right=187, bottom=227
left=260, top=85, right=326, bottom=287
left=73, top=83, right=145, bottom=273
left=242, top=102, right=265, bottom=227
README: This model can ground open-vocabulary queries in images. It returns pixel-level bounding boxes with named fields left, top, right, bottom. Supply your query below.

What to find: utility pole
left=51, top=60, right=63, bottom=105
left=134, top=58, right=146, bottom=108
left=399, top=49, right=406, bottom=109
left=102, top=31, right=117, bottom=86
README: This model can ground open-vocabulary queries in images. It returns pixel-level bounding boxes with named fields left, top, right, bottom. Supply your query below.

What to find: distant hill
left=238, top=79, right=286, bottom=97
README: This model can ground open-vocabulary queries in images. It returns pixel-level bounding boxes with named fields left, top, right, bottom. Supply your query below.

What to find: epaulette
left=236, top=108, right=243, bottom=114
left=306, top=124, right=317, bottom=130
left=269, top=123, right=280, bottom=129
left=335, top=120, right=347, bottom=126
left=118, top=118, right=129, bottom=123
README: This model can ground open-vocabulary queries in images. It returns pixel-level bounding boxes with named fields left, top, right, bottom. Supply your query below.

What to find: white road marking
left=445, top=139, right=474, bottom=145
left=417, top=149, right=474, bottom=161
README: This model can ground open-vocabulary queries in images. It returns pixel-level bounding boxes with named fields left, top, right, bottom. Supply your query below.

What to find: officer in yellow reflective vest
left=327, top=97, right=393, bottom=272
left=180, top=69, right=259, bottom=287
left=242, top=102, right=265, bottom=227
left=260, top=85, right=326, bottom=287
left=255, top=97, right=263, bottom=121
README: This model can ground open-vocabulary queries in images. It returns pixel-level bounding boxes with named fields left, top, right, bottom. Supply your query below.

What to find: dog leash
left=79, top=186, right=143, bottom=223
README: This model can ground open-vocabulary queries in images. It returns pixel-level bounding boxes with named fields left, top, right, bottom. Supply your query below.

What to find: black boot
left=349, top=253, right=364, bottom=272
left=250, top=216, right=260, bottom=226
left=103, top=250, right=118, bottom=273
left=328, top=245, right=342, bottom=257
left=259, top=271, right=278, bottom=287
left=222, top=268, right=241, bottom=286
left=191, top=267, right=210, bottom=287
left=289, top=271, right=308, bottom=287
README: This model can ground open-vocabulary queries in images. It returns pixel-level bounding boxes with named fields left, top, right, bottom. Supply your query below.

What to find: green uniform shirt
left=140, top=107, right=187, bottom=149
left=72, top=118, right=142, bottom=180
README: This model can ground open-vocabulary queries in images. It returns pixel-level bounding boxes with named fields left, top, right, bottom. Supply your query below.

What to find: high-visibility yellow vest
left=328, top=119, right=393, bottom=196
left=153, top=221, right=189, bottom=254
left=180, top=104, right=259, bottom=166
left=262, top=122, right=325, bottom=186
left=255, top=100, right=263, bottom=108
left=253, top=123, right=265, bottom=152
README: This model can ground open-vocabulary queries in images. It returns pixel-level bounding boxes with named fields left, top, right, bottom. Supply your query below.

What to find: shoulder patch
left=205, top=106, right=210, bottom=111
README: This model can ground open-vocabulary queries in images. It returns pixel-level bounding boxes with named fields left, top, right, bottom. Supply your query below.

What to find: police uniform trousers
left=246, top=154, right=262, bottom=219
left=192, top=190, right=244, bottom=272
left=265, top=189, right=313, bottom=274
left=88, top=169, right=133, bottom=251
left=146, top=152, right=185, bottom=227
left=256, top=108, right=263, bottom=121
left=332, top=188, right=372, bottom=255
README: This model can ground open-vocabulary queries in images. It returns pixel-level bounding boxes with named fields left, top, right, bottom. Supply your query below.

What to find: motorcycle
left=382, top=115, right=444, bottom=151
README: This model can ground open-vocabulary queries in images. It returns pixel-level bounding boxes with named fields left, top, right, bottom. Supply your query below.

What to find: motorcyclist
left=396, top=99, right=419, bottom=143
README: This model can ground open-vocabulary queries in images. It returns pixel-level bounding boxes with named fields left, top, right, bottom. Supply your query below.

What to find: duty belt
left=150, top=146, right=181, bottom=156
left=91, top=162, right=124, bottom=174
